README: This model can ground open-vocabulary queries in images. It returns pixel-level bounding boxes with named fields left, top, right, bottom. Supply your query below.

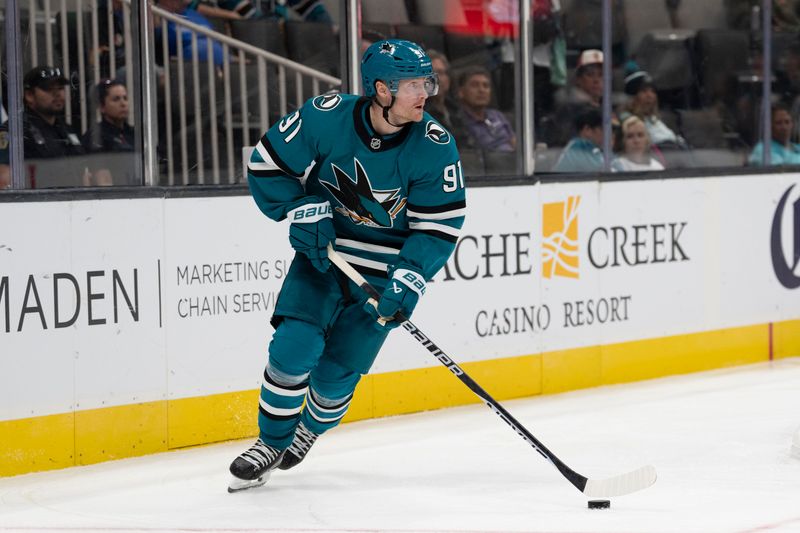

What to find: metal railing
left=151, top=5, right=341, bottom=185
left=14, top=0, right=341, bottom=185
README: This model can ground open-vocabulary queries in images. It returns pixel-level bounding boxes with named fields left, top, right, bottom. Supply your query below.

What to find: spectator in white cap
left=543, top=49, right=606, bottom=146
left=622, top=63, right=685, bottom=149
left=571, top=49, right=604, bottom=108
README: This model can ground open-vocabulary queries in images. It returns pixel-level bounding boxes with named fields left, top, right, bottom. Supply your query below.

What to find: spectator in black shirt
left=81, top=79, right=135, bottom=185
left=0, top=66, right=86, bottom=187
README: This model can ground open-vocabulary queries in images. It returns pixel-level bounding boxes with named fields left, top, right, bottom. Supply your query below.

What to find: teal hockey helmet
left=361, top=39, right=438, bottom=98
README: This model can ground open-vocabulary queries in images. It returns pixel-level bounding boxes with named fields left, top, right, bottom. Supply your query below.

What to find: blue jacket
left=553, top=137, right=603, bottom=173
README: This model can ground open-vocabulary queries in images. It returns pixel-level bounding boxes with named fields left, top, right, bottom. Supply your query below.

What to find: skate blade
left=227, top=471, right=272, bottom=493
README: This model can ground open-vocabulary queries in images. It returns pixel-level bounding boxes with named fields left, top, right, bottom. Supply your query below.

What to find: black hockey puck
left=588, top=499, right=611, bottom=509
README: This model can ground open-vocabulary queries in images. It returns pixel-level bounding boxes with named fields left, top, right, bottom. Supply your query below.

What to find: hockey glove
left=287, top=200, right=336, bottom=272
left=364, top=266, right=426, bottom=330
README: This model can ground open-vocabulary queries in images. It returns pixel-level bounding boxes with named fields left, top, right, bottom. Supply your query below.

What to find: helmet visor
left=394, top=74, right=439, bottom=98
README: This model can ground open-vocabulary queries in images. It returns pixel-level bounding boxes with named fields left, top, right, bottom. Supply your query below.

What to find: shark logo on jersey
left=312, top=93, right=342, bottom=111
left=322, top=158, right=407, bottom=228
left=425, top=121, right=450, bottom=145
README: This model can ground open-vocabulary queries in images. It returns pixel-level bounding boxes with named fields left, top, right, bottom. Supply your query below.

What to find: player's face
left=101, top=85, right=129, bottom=123
left=389, top=77, right=429, bottom=123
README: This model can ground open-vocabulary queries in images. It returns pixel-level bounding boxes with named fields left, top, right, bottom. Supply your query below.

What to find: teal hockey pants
left=257, top=255, right=390, bottom=449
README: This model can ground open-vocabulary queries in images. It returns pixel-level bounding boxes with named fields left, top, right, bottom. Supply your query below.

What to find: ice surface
left=1, top=358, right=799, bottom=533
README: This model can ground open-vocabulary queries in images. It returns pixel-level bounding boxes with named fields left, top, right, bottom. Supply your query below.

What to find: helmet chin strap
left=376, top=94, right=411, bottom=129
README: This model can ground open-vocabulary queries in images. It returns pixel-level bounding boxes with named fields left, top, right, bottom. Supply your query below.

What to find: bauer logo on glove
left=287, top=200, right=336, bottom=272
left=364, top=265, right=426, bottom=330
left=290, top=202, right=333, bottom=223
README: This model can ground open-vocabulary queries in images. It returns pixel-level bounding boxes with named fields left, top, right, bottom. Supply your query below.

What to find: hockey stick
left=327, top=244, right=656, bottom=498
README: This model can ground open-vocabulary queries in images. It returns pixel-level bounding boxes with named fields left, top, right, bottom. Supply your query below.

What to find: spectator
left=611, top=115, right=665, bottom=172
left=623, top=65, right=685, bottom=149
left=424, top=50, right=463, bottom=138
left=265, top=0, right=333, bottom=22
left=189, top=0, right=332, bottom=22
left=777, top=41, right=800, bottom=141
left=91, top=0, right=127, bottom=78
left=455, top=66, right=516, bottom=152
left=748, top=104, right=800, bottom=165
left=545, top=49, right=604, bottom=146
left=0, top=66, right=87, bottom=187
left=81, top=79, right=135, bottom=186
left=155, top=0, right=227, bottom=65
left=553, top=106, right=604, bottom=172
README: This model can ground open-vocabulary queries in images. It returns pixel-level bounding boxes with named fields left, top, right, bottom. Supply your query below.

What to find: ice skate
left=279, top=421, right=319, bottom=470
left=228, top=438, right=285, bottom=493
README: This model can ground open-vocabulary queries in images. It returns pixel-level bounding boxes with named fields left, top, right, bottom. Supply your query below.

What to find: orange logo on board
left=542, top=196, right=580, bottom=279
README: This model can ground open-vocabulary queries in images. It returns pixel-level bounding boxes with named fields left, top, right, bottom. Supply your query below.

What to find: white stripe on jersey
left=259, top=398, right=303, bottom=417
left=261, top=378, right=309, bottom=397
left=335, top=238, right=401, bottom=255
left=409, top=221, right=462, bottom=237
left=337, top=252, right=389, bottom=272
left=406, top=207, right=467, bottom=220
left=250, top=141, right=280, bottom=171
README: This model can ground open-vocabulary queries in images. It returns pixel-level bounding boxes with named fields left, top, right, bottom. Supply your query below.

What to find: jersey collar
left=353, top=97, right=411, bottom=153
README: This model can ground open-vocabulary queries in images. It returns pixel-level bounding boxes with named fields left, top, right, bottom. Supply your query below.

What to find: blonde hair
left=616, top=114, right=650, bottom=153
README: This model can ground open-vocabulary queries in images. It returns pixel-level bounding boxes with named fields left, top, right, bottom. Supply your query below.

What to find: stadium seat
left=635, top=29, right=697, bottom=108
left=562, top=0, right=626, bottom=51
left=443, top=31, right=492, bottom=68
left=677, top=108, right=728, bottom=149
left=230, top=19, right=287, bottom=57
left=284, top=21, right=339, bottom=77
left=458, top=148, right=485, bottom=177
left=360, top=0, right=409, bottom=24
left=694, top=29, right=750, bottom=106
left=483, top=150, right=517, bottom=176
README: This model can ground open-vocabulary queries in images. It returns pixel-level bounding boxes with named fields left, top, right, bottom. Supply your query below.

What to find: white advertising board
left=0, top=199, right=165, bottom=420
left=1, top=174, right=799, bottom=422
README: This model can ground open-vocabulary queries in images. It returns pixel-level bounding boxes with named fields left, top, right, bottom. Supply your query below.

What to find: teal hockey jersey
left=247, top=93, right=467, bottom=287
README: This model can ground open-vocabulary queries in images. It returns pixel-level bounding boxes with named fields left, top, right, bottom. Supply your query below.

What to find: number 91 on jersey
left=443, top=161, right=465, bottom=193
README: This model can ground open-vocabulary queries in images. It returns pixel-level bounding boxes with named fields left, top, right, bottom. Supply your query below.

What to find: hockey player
left=228, top=39, right=467, bottom=492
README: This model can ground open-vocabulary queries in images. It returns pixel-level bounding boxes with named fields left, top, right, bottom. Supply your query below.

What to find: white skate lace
left=241, top=439, right=280, bottom=469
left=288, top=422, right=318, bottom=457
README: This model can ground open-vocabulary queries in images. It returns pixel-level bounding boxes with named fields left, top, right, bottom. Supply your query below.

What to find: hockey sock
left=299, top=388, right=354, bottom=435
left=258, top=364, right=309, bottom=449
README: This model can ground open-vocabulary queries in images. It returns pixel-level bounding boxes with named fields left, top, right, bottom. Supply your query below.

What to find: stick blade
left=582, top=465, right=657, bottom=498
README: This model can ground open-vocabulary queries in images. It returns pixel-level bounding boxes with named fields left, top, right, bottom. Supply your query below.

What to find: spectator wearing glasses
left=455, top=66, right=516, bottom=152
left=0, top=66, right=86, bottom=187
left=81, top=79, right=135, bottom=186
left=748, top=103, right=800, bottom=165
